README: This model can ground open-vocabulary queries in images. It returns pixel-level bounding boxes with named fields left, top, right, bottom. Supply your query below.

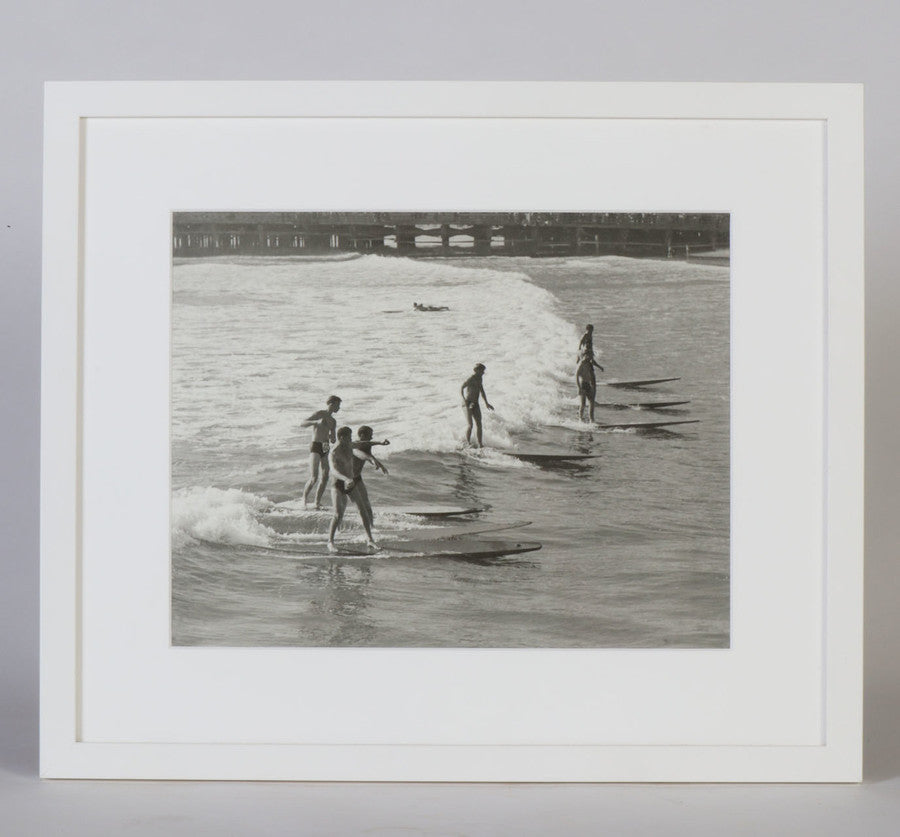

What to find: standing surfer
left=327, top=426, right=382, bottom=552
left=576, top=350, right=598, bottom=422
left=351, top=425, right=390, bottom=543
left=461, top=363, right=494, bottom=448
left=576, top=324, right=604, bottom=421
left=301, top=395, right=341, bottom=509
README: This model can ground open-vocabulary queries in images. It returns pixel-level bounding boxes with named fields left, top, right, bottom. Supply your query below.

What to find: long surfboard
left=264, top=517, right=533, bottom=540
left=503, top=452, right=601, bottom=463
left=378, top=504, right=486, bottom=518
left=198, top=522, right=535, bottom=555
left=272, top=500, right=484, bottom=517
left=599, top=377, right=681, bottom=388
left=321, top=537, right=542, bottom=559
left=594, top=419, right=700, bottom=430
left=595, top=400, right=691, bottom=410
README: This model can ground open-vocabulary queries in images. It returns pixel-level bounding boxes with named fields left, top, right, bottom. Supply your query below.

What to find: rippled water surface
left=172, top=254, right=729, bottom=647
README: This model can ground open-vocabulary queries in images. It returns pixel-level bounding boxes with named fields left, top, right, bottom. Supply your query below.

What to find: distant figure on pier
left=414, top=302, right=450, bottom=312
left=301, top=395, right=341, bottom=509
left=461, top=363, right=494, bottom=448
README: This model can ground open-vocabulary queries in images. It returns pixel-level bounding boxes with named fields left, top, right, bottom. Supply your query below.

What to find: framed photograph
left=41, top=82, right=863, bottom=781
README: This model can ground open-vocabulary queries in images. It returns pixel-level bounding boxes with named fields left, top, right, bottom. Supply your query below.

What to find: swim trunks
left=310, top=441, right=327, bottom=455
left=333, top=479, right=353, bottom=494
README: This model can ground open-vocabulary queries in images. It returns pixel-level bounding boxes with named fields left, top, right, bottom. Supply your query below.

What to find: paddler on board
left=301, top=394, right=341, bottom=509
left=461, top=363, right=494, bottom=448
left=327, top=426, right=383, bottom=552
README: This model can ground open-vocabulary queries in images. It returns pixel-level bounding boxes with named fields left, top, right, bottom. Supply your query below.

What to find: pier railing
left=173, top=212, right=729, bottom=258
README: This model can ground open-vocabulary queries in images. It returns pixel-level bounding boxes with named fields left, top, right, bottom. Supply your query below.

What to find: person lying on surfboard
left=301, top=395, right=341, bottom=510
left=350, top=425, right=390, bottom=542
left=327, top=426, right=380, bottom=553
left=461, top=363, right=494, bottom=448
left=576, top=349, right=598, bottom=422
left=413, top=302, right=450, bottom=312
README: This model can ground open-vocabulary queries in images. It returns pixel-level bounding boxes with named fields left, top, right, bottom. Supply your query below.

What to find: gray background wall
left=2, top=1, right=897, bottom=833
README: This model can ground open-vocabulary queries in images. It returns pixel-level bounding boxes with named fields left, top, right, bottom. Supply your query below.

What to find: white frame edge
left=40, top=82, right=863, bottom=782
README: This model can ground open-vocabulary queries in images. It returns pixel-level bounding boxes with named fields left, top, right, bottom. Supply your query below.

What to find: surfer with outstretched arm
left=350, top=426, right=390, bottom=544
left=301, top=395, right=341, bottom=509
left=461, top=363, right=494, bottom=448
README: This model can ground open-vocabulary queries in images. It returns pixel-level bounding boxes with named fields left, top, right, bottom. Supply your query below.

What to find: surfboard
left=263, top=518, right=533, bottom=541
left=599, top=377, right=681, bottom=388
left=595, top=400, right=691, bottom=410
left=378, top=504, right=487, bottom=518
left=323, top=537, right=542, bottom=559
left=503, top=452, right=601, bottom=463
left=593, top=419, right=700, bottom=430
left=198, top=521, right=535, bottom=555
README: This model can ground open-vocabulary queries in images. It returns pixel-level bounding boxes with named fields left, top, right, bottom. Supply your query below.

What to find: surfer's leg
left=352, top=483, right=377, bottom=546
left=314, top=456, right=330, bottom=508
left=302, top=453, right=319, bottom=506
left=473, top=404, right=483, bottom=448
left=463, top=403, right=474, bottom=444
left=588, top=385, right=596, bottom=422
left=328, top=489, right=346, bottom=550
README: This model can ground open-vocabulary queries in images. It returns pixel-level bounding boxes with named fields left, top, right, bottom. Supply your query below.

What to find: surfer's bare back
left=461, top=363, right=494, bottom=448
left=301, top=395, right=341, bottom=509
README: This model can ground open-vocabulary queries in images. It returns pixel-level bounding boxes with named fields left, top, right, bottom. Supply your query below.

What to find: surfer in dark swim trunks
left=460, top=363, right=494, bottom=448
left=351, top=425, right=390, bottom=541
left=328, top=425, right=382, bottom=552
left=301, top=395, right=341, bottom=509
left=327, top=426, right=356, bottom=552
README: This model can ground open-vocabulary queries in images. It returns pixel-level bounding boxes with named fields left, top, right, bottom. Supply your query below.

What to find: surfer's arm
left=329, top=457, right=356, bottom=485
left=480, top=384, right=494, bottom=411
left=591, top=357, right=605, bottom=371
left=300, top=410, right=325, bottom=427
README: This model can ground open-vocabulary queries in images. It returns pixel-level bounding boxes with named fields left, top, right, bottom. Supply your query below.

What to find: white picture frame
left=41, top=81, right=863, bottom=782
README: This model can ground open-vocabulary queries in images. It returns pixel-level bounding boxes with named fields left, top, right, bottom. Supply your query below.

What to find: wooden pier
left=172, top=212, right=729, bottom=259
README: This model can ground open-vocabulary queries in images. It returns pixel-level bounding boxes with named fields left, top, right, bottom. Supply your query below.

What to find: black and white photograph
left=171, top=211, right=730, bottom=648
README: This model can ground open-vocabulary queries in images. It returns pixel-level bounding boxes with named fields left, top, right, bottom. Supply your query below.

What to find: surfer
left=578, top=324, right=605, bottom=369
left=327, top=426, right=380, bottom=553
left=460, top=363, right=494, bottom=448
left=350, top=426, right=390, bottom=540
left=578, top=324, right=595, bottom=358
left=413, top=302, right=450, bottom=312
left=578, top=325, right=605, bottom=370
left=301, top=395, right=341, bottom=509
left=576, top=350, right=598, bottom=422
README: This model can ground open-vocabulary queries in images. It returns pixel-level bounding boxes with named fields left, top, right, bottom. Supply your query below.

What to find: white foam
left=172, top=256, right=578, bottom=460
left=171, top=487, right=275, bottom=548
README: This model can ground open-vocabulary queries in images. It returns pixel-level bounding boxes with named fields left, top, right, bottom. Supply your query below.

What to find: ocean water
left=171, top=254, right=729, bottom=647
